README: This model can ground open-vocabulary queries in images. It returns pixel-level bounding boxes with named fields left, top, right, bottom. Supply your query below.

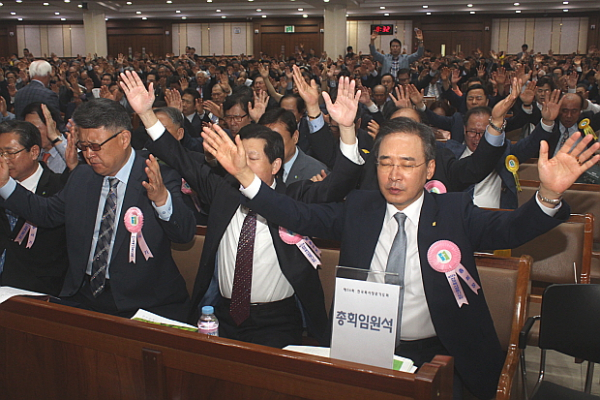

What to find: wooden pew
left=518, top=179, right=600, bottom=282
left=0, top=296, right=454, bottom=400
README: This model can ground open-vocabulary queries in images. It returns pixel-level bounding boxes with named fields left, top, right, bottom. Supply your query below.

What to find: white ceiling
left=0, top=0, right=598, bottom=22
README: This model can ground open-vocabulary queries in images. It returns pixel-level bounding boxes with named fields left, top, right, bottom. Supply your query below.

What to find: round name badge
left=124, top=207, right=144, bottom=234
left=427, top=240, right=461, bottom=273
left=505, top=155, right=519, bottom=174
left=424, top=180, right=447, bottom=194
left=279, top=226, right=303, bottom=245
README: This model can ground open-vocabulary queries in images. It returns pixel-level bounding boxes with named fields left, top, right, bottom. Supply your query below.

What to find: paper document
left=131, top=309, right=198, bottom=332
left=0, top=286, right=48, bottom=304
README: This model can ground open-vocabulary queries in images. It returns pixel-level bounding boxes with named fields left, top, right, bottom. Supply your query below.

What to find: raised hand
left=164, top=88, right=183, bottom=112
left=201, top=124, right=254, bottom=187
left=258, top=63, right=269, bottom=79
left=538, top=132, right=600, bottom=199
left=204, top=100, right=223, bottom=119
left=310, top=170, right=327, bottom=182
left=389, top=85, right=412, bottom=109
left=477, top=64, right=486, bottom=78
left=451, top=68, right=461, bottom=86
left=41, top=104, right=61, bottom=143
left=249, top=90, right=269, bottom=123
left=519, top=80, right=537, bottom=106
left=179, top=76, right=189, bottom=91
left=0, top=97, right=7, bottom=117
left=541, top=89, right=563, bottom=124
left=367, top=120, right=380, bottom=140
left=293, top=65, right=319, bottom=107
left=322, top=76, right=360, bottom=128
left=100, top=85, right=115, bottom=101
left=490, top=77, right=521, bottom=131
left=370, top=30, right=378, bottom=42
left=567, top=71, right=579, bottom=89
left=120, top=71, right=155, bottom=115
left=65, top=119, right=79, bottom=171
left=142, top=154, right=169, bottom=207
left=406, top=84, right=424, bottom=107
left=195, top=97, right=204, bottom=115
left=415, top=28, right=423, bottom=41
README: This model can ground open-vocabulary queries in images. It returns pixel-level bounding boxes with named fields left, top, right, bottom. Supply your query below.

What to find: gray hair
left=154, top=107, right=184, bottom=129
left=29, top=60, right=52, bottom=78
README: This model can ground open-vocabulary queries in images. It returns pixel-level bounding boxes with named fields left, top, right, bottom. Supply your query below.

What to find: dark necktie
left=230, top=210, right=257, bottom=325
left=90, top=177, right=119, bottom=297
left=558, top=127, right=570, bottom=151
left=385, top=212, right=407, bottom=345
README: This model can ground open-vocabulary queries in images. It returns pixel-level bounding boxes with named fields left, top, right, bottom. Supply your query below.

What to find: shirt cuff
left=567, top=88, right=576, bottom=94
left=0, top=178, right=17, bottom=200
left=340, top=140, right=365, bottom=165
left=153, top=191, right=173, bottom=221
left=146, top=120, right=166, bottom=141
left=484, top=127, right=505, bottom=147
left=535, top=191, right=561, bottom=216
left=240, top=175, right=261, bottom=199
left=367, top=103, right=379, bottom=113
left=417, top=103, right=427, bottom=112
left=307, top=114, right=325, bottom=133
left=541, top=120, right=555, bottom=132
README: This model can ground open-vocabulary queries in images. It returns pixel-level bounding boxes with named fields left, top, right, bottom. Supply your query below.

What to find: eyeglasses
left=223, top=114, right=248, bottom=123
left=376, top=159, right=427, bottom=173
left=0, top=147, right=27, bottom=159
left=76, top=130, right=123, bottom=152
left=465, top=130, right=485, bottom=138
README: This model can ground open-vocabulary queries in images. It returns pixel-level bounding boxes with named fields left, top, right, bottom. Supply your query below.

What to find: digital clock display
left=371, top=24, right=394, bottom=35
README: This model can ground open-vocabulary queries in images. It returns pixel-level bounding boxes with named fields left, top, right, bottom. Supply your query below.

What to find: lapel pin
left=432, top=222, right=436, bottom=226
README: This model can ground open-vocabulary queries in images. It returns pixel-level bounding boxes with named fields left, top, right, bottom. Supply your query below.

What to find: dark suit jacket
left=243, top=184, right=569, bottom=400
left=0, top=152, right=195, bottom=321
left=14, top=80, right=61, bottom=119
left=285, top=148, right=328, bottom=185
left=546, top=112, right=596, bottom=157
left=444, top=123, right=557, bottom=209
left=184, top=113, right=207, bottom=138
left=0, top=163, right=67, bottom=296
left=146, top=131, right=362, bottom=344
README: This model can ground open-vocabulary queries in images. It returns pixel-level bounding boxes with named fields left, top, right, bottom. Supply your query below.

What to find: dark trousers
left=57, top=276, right=134, bottom=318
left=396, top=336, right=469, bottom=400
left=216, top=296, right=303, bottom=349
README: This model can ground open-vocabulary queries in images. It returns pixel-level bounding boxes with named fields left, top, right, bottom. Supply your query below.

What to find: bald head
left=559, top=93, right=583, bottom=128
left=372, top=85, right=388, bottom=106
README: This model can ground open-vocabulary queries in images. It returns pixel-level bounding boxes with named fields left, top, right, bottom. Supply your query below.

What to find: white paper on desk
left=330, top=276, right=400, bottom=369
left=284, top=346, right=416, bottom=373
left=0, top=286, right=48, bottom=304
left=131, top=309, right=198, bottom=331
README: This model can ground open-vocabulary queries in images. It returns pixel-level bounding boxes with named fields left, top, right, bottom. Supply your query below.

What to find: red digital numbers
left=371, top=24, right=393, bottom=35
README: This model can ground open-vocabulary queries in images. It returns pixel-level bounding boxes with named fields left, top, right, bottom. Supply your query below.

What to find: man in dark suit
left=121, top=70, right=364, bottom=348
left=0, top=120, right=67, bottom=296
left=204, top=116, right=599, bottom=399
left=545, top=92, right=596, bottom=156
left=0, top=99, right=195, bottom=322
left=259, top=108, right=328, bottom=184
left=14, top=60, right=61, bottom=119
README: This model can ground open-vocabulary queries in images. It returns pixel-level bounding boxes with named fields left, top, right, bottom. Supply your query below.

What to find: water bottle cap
left=202, top=306, right=214, bottom=315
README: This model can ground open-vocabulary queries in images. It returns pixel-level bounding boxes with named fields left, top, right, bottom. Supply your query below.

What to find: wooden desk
left=0, top=296, right=453, bottom=400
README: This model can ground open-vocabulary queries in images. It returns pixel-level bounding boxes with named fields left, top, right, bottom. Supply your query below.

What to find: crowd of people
left=1, top=28, right=600, bottom=400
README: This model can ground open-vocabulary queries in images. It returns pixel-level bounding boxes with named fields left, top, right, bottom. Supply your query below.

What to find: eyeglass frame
left=223, top=114, right=249, bottom=123
left=76, top=130, right=124, bottom=152
left=376, top=158, right=428, bottom=173
left=0, top=147, right=28, bottom=159
left=465, top=130, right=486, bottom=138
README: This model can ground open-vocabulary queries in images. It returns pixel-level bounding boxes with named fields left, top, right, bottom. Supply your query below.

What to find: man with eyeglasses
left=0, top=98, right=195, bottom=322
left=221, top=93, right=253, bottom=137
left=206, top=108, right=600, bottom=400
left=0, top=120, right=67, bottom=296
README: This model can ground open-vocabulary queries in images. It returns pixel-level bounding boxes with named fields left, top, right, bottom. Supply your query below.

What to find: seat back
left=511, top=213, right=593, bottom=285
left=475, top=253, right=532, bottom=400
left=538, top=284, right=600, bottom=363
left=171, top=233, right=205, bottom=297
left=317, top=247, right=341, bottom=317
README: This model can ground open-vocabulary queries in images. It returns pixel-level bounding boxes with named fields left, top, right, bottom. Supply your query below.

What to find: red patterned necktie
left=230, top=210, right=257, bottom=325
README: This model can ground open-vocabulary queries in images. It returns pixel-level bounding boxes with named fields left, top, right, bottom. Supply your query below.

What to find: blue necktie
left=385, top=212, right=407, bottom=345
left=90, top=178, right=119, bottom=297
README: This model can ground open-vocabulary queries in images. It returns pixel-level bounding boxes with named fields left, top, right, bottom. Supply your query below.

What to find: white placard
left=330, top=276, right=400, bottom=369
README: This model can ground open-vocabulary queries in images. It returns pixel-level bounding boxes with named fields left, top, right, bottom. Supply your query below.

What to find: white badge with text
left=330, top=270, right=400, bottom=369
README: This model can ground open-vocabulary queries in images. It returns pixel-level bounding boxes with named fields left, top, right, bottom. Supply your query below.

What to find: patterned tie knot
left=108, top=177, right=119, bottom=191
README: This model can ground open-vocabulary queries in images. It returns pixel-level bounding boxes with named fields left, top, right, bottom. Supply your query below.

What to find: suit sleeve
left=510, top=122, right=556, bottom=162
left=369, top=43, right=385, bottom=64
left=443, top=135, right=507, bottom=192
left=307, top=123, right=337, bottom=170
left=243, top=181, right=345, bottom=241
left=146, top=130, right=221, bottom=208
left=156, top=164, right=196, bottom=243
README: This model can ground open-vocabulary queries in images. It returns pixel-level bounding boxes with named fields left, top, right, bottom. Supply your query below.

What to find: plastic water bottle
left=197, top=306, right=219, bottom=336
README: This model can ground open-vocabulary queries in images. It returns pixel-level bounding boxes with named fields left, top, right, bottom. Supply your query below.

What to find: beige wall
left=491, top=17, right=588, bottom=54
left=172, top=22, right=252, bottom=56
left=17, top=24, right=85, bottom=57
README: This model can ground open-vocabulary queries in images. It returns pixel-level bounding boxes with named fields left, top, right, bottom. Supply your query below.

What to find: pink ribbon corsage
left=279, top=226, right=321, bottom=268
left=124, top=207, right=154, bottom=263
left=427, top=240, right=480, bottom=307
left=424, top=180, right=447, bottom=194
